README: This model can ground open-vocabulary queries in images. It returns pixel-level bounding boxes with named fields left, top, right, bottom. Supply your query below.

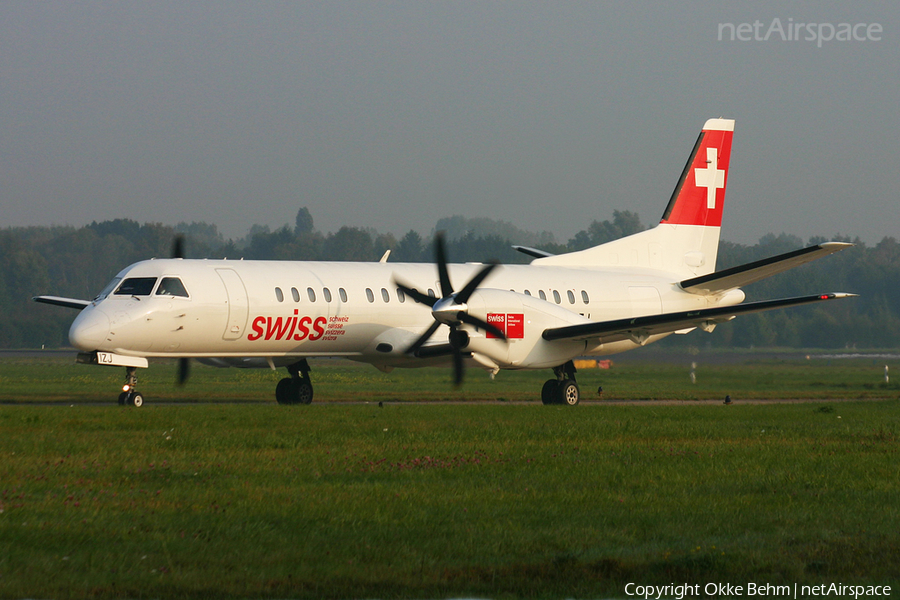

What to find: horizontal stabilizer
left=680, top=242, right=853, bottom=295
left=33, top=296, right=91, bottom=310
left=513, top=245, right=555, bottom=259
left=542, top=292, right=856, bottom=344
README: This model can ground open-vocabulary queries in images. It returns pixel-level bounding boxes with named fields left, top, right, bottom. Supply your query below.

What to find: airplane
left=34, top=118, right=856, bottom=407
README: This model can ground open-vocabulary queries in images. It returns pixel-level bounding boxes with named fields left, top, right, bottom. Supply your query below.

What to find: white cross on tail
left=694, top=148, right=725, bottom=209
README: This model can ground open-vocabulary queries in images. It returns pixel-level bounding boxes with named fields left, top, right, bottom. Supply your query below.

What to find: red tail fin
left=660, top=118, right=734, bottom=228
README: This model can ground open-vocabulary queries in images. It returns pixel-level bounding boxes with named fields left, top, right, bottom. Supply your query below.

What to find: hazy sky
left=2, top=1, right=898, bottom=245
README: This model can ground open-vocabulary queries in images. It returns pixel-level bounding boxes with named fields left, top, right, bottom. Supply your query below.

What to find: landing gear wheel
left=274, top=359, right=314, bottom=405
left=275, top=376, right=314, bottom=405
left=118, top=392, right=128, bottom=406
left=295, top=379, right=313, bottom=405
left=129, top=392, right=144, bottom=407
left=275, top=378, right=293, bottom=405
left=541, top=380, right=559, bottom=405
left=557, top=379, right=580, bottom=406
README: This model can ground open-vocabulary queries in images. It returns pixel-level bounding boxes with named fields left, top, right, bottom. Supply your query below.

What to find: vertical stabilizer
left=534, top=118, right=734, bottom=278
left=660, top=118, right=734, bottom=229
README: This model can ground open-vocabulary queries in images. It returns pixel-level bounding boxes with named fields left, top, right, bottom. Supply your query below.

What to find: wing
left=542, top=293, right=856, bottom=344
left=33, top=296, right=91, bottom=310
left=680, top=242, right=852, bottom=295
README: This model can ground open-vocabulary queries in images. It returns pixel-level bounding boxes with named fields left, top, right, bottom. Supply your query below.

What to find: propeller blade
left=452, top=349, right=465, bottom=387
left=397, top=231, right=508, bottom=389
left=404, top=320, right=442, bottom=355
left=394, top=280, right=438, bottom=307
left=457, top=312, right=507, bottom=340
left=172, top=235, right=185, bottom=259
left=455, top=261, right=499, bottom=304
left=433, top=232, right=454, bottom=298
left=177, top=358, right=191, bottom=386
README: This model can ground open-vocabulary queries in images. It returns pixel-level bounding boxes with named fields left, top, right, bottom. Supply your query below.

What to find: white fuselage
left=69, top=257, right=740, bottom=372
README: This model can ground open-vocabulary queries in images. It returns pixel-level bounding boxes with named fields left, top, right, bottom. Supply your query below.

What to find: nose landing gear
left=76, top=353, right=149, bottom=407
left=117, top=366, right=145, bottom=407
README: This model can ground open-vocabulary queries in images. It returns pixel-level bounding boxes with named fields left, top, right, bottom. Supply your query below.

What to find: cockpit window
left=94, top=277, right=122, bottom=302
left=156, top=277, right=190, bottom=298
left=114, top=277, right=157, bottom=296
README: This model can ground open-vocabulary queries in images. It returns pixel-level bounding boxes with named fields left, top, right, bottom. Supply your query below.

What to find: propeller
left=394, top=232, right=506, bottom=386
left=171, top=234, right=190, bottom=386
left=177, top=356, right=190, bottom=386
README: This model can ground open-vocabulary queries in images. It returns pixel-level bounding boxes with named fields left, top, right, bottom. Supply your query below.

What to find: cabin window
left=323, top=288, right=332, bottom=303
left=275, top=287, right=284, bottom=302
left=567, top=290, right=575, bottom=304
left=538, top=290, right=547, bottom=301
left=307, top=287, right=316, bottom=302
left=427, top=289, right=436, bottom=298
left=381, top=288, right=390, bottom=303
left=291, top=287, right=300, bottom=302
left=524, top=290, right=532, bottom=296
left=156, top=277, right=189, bottom=298
left=553, top=290, right=561, bottom=304
left=114, top=277, right=157, bottom=296
left=397, top=288, right=406, bottom=303
left=581, top=290, right=590, bottom=304
left=339, top=288, right=348, bottom=302
left=366, top=288, right=375, bottom=303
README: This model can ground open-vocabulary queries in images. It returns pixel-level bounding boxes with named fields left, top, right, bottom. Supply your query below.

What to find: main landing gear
left=541, top=360, right=580, bottom=406
left=117, top=366, right=145, bottom=407
left=275, top=359, right=314, bottom=405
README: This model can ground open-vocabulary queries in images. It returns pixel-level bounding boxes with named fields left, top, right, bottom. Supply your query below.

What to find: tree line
left=2, top=208, right=897, bottom=350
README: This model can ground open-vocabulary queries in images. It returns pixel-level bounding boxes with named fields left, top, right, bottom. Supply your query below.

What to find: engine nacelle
left=461, top=288, right=590, bottom=370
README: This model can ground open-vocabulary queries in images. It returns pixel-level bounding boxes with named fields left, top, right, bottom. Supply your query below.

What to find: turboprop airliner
left=35, top=118, right=855, bottom=406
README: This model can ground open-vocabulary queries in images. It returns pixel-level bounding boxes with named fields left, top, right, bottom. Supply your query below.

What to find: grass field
left=1, top=352, right=898, bottom=404
left=1, top=355, right=899, bottom=599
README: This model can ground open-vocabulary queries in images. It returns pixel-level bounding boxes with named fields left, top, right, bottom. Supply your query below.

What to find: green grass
left=1, top=355, right=899, bottom=598
left=1, top=398, right=899, bottom=598
left=1, top=354, right=899, bottom=403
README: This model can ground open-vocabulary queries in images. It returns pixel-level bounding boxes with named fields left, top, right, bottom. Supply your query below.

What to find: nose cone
left=69, top=307, right=110, bottom=350
left=432, top=296, right=466, bottom=325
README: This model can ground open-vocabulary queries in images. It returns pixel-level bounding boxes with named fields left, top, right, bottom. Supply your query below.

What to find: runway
left=0, top=396, right=890, bottom=407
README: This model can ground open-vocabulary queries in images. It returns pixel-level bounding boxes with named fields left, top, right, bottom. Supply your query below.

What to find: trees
left=394, top=230, right=426, bottom=262
left=323, top=227, right=374, bottom=262
left=567, top=210, right=645, bottom=250
left=294, top=207, right=314, bottom=235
